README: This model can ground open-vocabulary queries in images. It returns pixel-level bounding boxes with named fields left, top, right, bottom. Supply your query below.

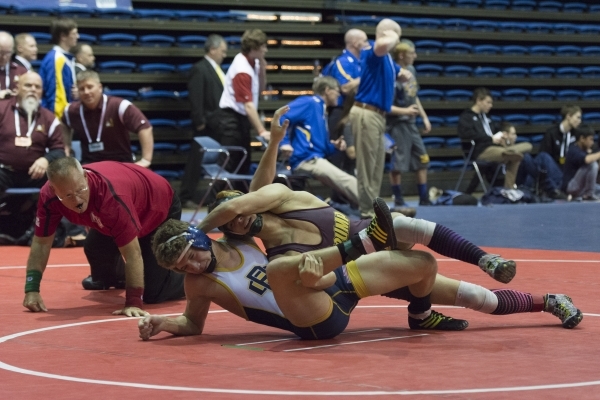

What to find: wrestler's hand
left=270, top=105, right=290, bottom=145
left=23, top=292, right=48, bottom=312
left=138, top=315, right=166, bottom=340
left=298, top=254, right=324, bottom=287
left=28, top=157, right=49, bottom=180
left=113, top=306, right=149, bottom=318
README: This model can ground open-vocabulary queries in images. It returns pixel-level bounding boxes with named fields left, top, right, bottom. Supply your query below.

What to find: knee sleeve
left=393, top=215, right=436, bottom=246
left=455, top=281, right=498, bottom=314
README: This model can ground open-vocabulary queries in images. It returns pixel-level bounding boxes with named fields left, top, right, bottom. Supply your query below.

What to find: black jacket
left=540, top=123, right=575, bottom=167
left=187, top=57, right=224, bottom=132
left=457, top=108, right=501, bottom=160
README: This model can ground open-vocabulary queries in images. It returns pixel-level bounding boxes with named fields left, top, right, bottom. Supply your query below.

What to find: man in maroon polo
left=0, top=31, right=27, bottom=99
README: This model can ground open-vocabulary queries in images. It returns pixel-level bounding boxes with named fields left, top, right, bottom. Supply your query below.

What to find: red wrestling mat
left=1, top=244, right=599, bottom=400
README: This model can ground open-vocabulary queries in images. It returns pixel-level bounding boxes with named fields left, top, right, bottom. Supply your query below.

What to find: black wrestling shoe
left=365, top=197, right=397, bottom=251
left=408, top=310, right=469, bottom=331
left=82, top=275, right=126, bottom=290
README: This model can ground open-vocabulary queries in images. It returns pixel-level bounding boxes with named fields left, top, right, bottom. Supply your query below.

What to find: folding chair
left=454, top=140, right=504, bottom=194
left=188, top=136, right=255, bottom=223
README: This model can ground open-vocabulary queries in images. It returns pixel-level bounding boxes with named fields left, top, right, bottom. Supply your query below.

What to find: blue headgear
left=166, top=226, right=216, bottom=273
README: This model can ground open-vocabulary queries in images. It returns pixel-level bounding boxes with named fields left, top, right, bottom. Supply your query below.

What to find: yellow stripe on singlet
left=346, top=260, right=370, bottom=299
left=333, top=211, right=350, bottom=244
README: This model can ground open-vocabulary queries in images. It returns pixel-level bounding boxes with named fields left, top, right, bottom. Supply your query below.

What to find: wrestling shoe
left=478, top=254, right=516, bottom=284
left=82, top=275, right=126, bottom=290
left=408, top=310, right=469, bottom=331
left=544, top=294, right=583, bottom=329
left=365, top=197, right=397, bottom=251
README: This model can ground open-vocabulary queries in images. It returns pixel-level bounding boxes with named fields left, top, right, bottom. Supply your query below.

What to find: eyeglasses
left=57, top=186, right=88, bottom=202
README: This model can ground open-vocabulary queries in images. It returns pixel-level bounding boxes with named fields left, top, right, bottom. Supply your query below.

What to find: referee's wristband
left=24, top=270, right=42, bottom=293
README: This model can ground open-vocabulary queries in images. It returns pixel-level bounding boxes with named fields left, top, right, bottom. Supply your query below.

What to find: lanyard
left=80, top=94, right=107, bottom=143
left=560, top=132, right=571, bottom=159
left=14, top=109, right=36, bottom=138
left=481, top=113, right=494, bottom=137
left=4, top=66, right=9, bottom=90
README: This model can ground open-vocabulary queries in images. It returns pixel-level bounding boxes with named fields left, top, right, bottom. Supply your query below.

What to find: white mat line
left=284, top=334, right=429, bottom=352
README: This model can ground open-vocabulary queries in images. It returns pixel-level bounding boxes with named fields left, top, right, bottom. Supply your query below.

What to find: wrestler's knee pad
left=455, top=281, right=498, bottom=313
left=393, top=214, right=436, bottom=246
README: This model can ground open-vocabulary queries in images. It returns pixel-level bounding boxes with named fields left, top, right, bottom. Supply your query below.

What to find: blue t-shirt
left=354, top=43, right=401, bottom=112
left=280, top=95, right=337, bottom=170
left=561, top=144, right=588, bottom=191
left=326, top=49, right=361, bottom=107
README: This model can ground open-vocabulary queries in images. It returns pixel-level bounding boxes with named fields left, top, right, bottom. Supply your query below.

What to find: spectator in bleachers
left=39, top=17, right=79, bottom=118
left=62, top=70, right=153, bottom=168
left=349, top=18, right=412, bottom=218
left=387, top=39, right=432, bottom=207
left=71, top=43, right=95, bottom=75
left=561, top=125, right=600, bottom=201
left=457, top=87, right=532, bottom=190
left=13, top=33, right=38, bottom=72
left=179, top=34, right=228, bottom=209
left=0, top=71, right=64, bottom=196
left=217, top=29, right=268, bottom=174
left=0, top=31, right=27, bottom=99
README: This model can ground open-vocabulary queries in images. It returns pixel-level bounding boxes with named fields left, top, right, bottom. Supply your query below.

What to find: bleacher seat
left=537, top=1, right=562, bottom=12
left=224, top=36, right=242, bottom=49
left=0, top=4, right=9, bottom=14
left=529, top=66, right=555, bottom=78
left=511, top=1, right=536, bottom=11
left=556, top=90, right=582, bottom=101
left=153, top=143, right=179, bottom=152
left=474, top=66, right=500, bottom=77
left=456, top=0, right=482, bottom=8
left=563, top=3, right=587, bottom=13
left=426, top=0, right=453, bottom=7
left=556, top=45, right=581, bottom=56
left=78, top=34, right=97, bottom=44
left=526, top=22, right=553, bottom=33
left=415, top=64, right=443, bottom=76
left=103, top=89, right=138, bottom=100
left=58, top=6, right=95, bottom=18
left=530, top=114, right=557, bottom=124
left=134, top=9, right=175, bottom=20
left=339, top=15, right=381, bottom=26
left=424, top=116, right=445, bottom=127
left=178, top=119, right=192, bottom=129
left=583, top=90, right=600, bottom=100
left=418, top=89, right=444, bottom=101
left=139, top=90, right=181, bottom=100
left=13, top=5, right=55, bottom=16
left=473, top=44, right=500, bottom=54
left=149, top=119, right=178, bottom=128
left=501, top=67, right=528, bottom=78
left=139, top=63, right=176, bottom=73
left=412, top=18, right=442, bottom=30
left=443, top=19, right=471, bottom=30
left=139, top=35, right=176, bottom=47
left=578, top=25, right=600, bottom=35
left=390, top=17, right=413, bottom=28
left=31, top=60, right=41, bottom=69
left=177, top=63, right=193, bottom=73
left=98, top=61, right=137, bottom=73
left=590, top=5, right=600, bottom=13
left=530, top=135, right=544, bottom=143
left=446, top=159, right=466, bottom=170
left=530, top=89, right=556, bottom=101
left=445, top=137, right=462, bottom=148
left=153, top=170, right=181, bottom=181
left=501, top=45, right=528, bottom=55
left=98, top=33, right=137, bottom=47
left=553, top=23, right=578, bottom=34
left=414, top=40, right=443, bottom=54
left=178, top=90, right=189, bottom=99
left=484, top=0, right=510, bottom=9
left=173, top=11, right=211, bottom=21
left=428, top=161, right=447, bottom=171
left=445, top=89, right=473, bottom=101
left=96, top=7, right=134, bottom=19
left=498, top=22, right=525, bottom=33
left=471, top=20, right=497, bottom=31
left=582, top=46, right=600, bottom=57
left=177, top=35, right=208, bottom=48
left=443, top=65, right=472, bottom=77
left=555, top=67, right=581, bottom=79
left=422, top=137, right=445, bottom=148
left=490, top=91, right=502, bottom=100
left=178, top=144, right=191, bottom=152
left=443, top=42, right=472, bottom=54
left=30, top=32, right=52, bottom=45
left=444, top=116, right=460, bottom=127
left=503, top=114, right=530, bottom=125
left=582, top=66, right=600, bottom=78
left=583, top=112, right=600, bottom=123
left=515, top=136, right=530, bottom=143
left=529, top=45, right=555, bottom=55
left=501, top=88, right=529, bottom=101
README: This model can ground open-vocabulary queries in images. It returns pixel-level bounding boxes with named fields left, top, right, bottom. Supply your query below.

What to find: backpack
left=481, top=187, right=537, bottom=205
left=433, top=190, right=478, bottom=206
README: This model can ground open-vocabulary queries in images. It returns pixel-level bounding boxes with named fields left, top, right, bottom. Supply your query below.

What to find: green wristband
left=24, top=270, right=42, bottom=293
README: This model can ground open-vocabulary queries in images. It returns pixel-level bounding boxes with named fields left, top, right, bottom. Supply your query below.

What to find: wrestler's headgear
left=207, top=192, right=263, bottom=240
left=166, top=225, right=217, bottom=273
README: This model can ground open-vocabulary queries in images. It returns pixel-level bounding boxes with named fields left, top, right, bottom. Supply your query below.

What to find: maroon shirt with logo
left=62, top=95, right=152, bottom=163
left=0, top=97, right=64, bottom=171
left=0, top=62, right=27, bottom=91
left=35, top=161, right=173, bottom=247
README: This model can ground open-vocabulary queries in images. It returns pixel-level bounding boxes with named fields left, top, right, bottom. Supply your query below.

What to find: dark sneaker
left=544, top=294, right=583, bottom=329
left=547, top=189, right=568, bottom=200
left=419, top=198, right=433, bottom=206
left=365, top=197, right=397, bottom=251
left=478, top=254, right=517, bottom=284
left=408, top=310, right=469, bottom=331
left=82, top=275, right=126, bottom=290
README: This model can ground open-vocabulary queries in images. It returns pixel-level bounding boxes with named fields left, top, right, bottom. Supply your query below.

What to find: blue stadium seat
left=501, top=88, right=529, bottom=101
left=422, top=137, right=446, bottom=148
left=443, top=65, right=472, bottom=77
left=424, top=117, right=445, bottom=127
left=582, top=66, right=600, bottom=78
left=103, top=89, right=138, bottom=100
left=178, top=119, right=192, bottom=129
left=0, top=4, right=9, bottom=14
left=31, top=60, right=42, bottom=69
left=529, top=66, right=555, bottom=78
left=590, top=5, right=600, bottom=13
left=139, top=90, right=181, bottom=100
left=563, top=3, right=587, bottom=12
left=98, top=33, right=137, bottom=47
left=30, top=32, right=52, bottom=44
left=390, top=17, right=412, bottom=28
left=153, top=170, right=181, bottom=181
left=98, top=61, right=137, bottom=73
left=418, top=89, right=444, bottom=101
left=484, top=0, right=509, bottom=9
left=13, top=5, right=55, bottom=16
left=490, top=91, right=502, bottom=100
left=526, top=22, right=553, bottom=33
left=178, top=90, right=189, bottom=99
left=555, top=67, right=581, bottom=79
left=428, top=161, right=447, bottom=171
left=337, top=15, right=381, bottom=25
left=471, top=20, right=497, bottom=31
left=530, top=135, right=544, bottom=143
left=456, top=0, right=483, bottom=8
left=501, top=67, right=528, bottom=78
left=446, top=159, right=466, bottom=170
left=553, top=23, right=578, bottom=34
left=414, top=40, right=443, bottom=54
left=583, top=112, right=600, bottom=123
left=139, top=34, right=176, bottom=47
left=444, top=116, right=460, bottom=127
left=515, top=136, right=530, bottom=143
left=583, top=90, right=600, bottom=100
left=511, top=0, right=536, bottom=11
left=443, top=19, right=472, bottom=30
left=445, top=137, right=462, bottom=147
left=221, top=64, right=231, bottom=72
left=530, top=90, right=556, bottom=101
left=224, top=36, right=242, bottom=49
left=473, top=44, right=500, bottom=54
left=537, top=1, right=562, bottom=12
left=178, top=144, right=191, bottom=152
left=415, top=64, right=443, bottom=76
left=211, top=11, right=242, bottom=22
left=531, top=114, right=557, bottom=124
left=153, top=143, right=179, bottom=152
left=177, top=35, right=207, bottom=48
left=498, top=22, right=525, bottom=33
left=177, top=63, right=193, bottom=73
left=443, top=42, right=472, bottom=54
left=556, top=45, right=581, bottom=56
left=78, top=34, right=97, bottom=44
left=149, top=119, right=178, bottom=128
left=426, top=0, right=453, bottom=7
left=501, top=45, right=528, bottom=55
left=139, top=63, right=176, bottom=73
left=96, top=7, right=134, bottom=19
left=578, top=25, right=600, bottom=35
left=58, top=6, right=95, bottom=18
left=173, top=11, right=211, bottom=21
left=582, top=46, right=600, bottom=57
left=412, top=18, right=442, bottom=30
left=474, top=66, right=500, bottom=77
left=556, top=90, right=582, bottom=101
left=134, top=9, right=175, bottom=20
left=445, top=89, right=472, bottom=101
left=529, top=45, right=555, bottom=56
left=503, top=114, right=530, bottom=125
